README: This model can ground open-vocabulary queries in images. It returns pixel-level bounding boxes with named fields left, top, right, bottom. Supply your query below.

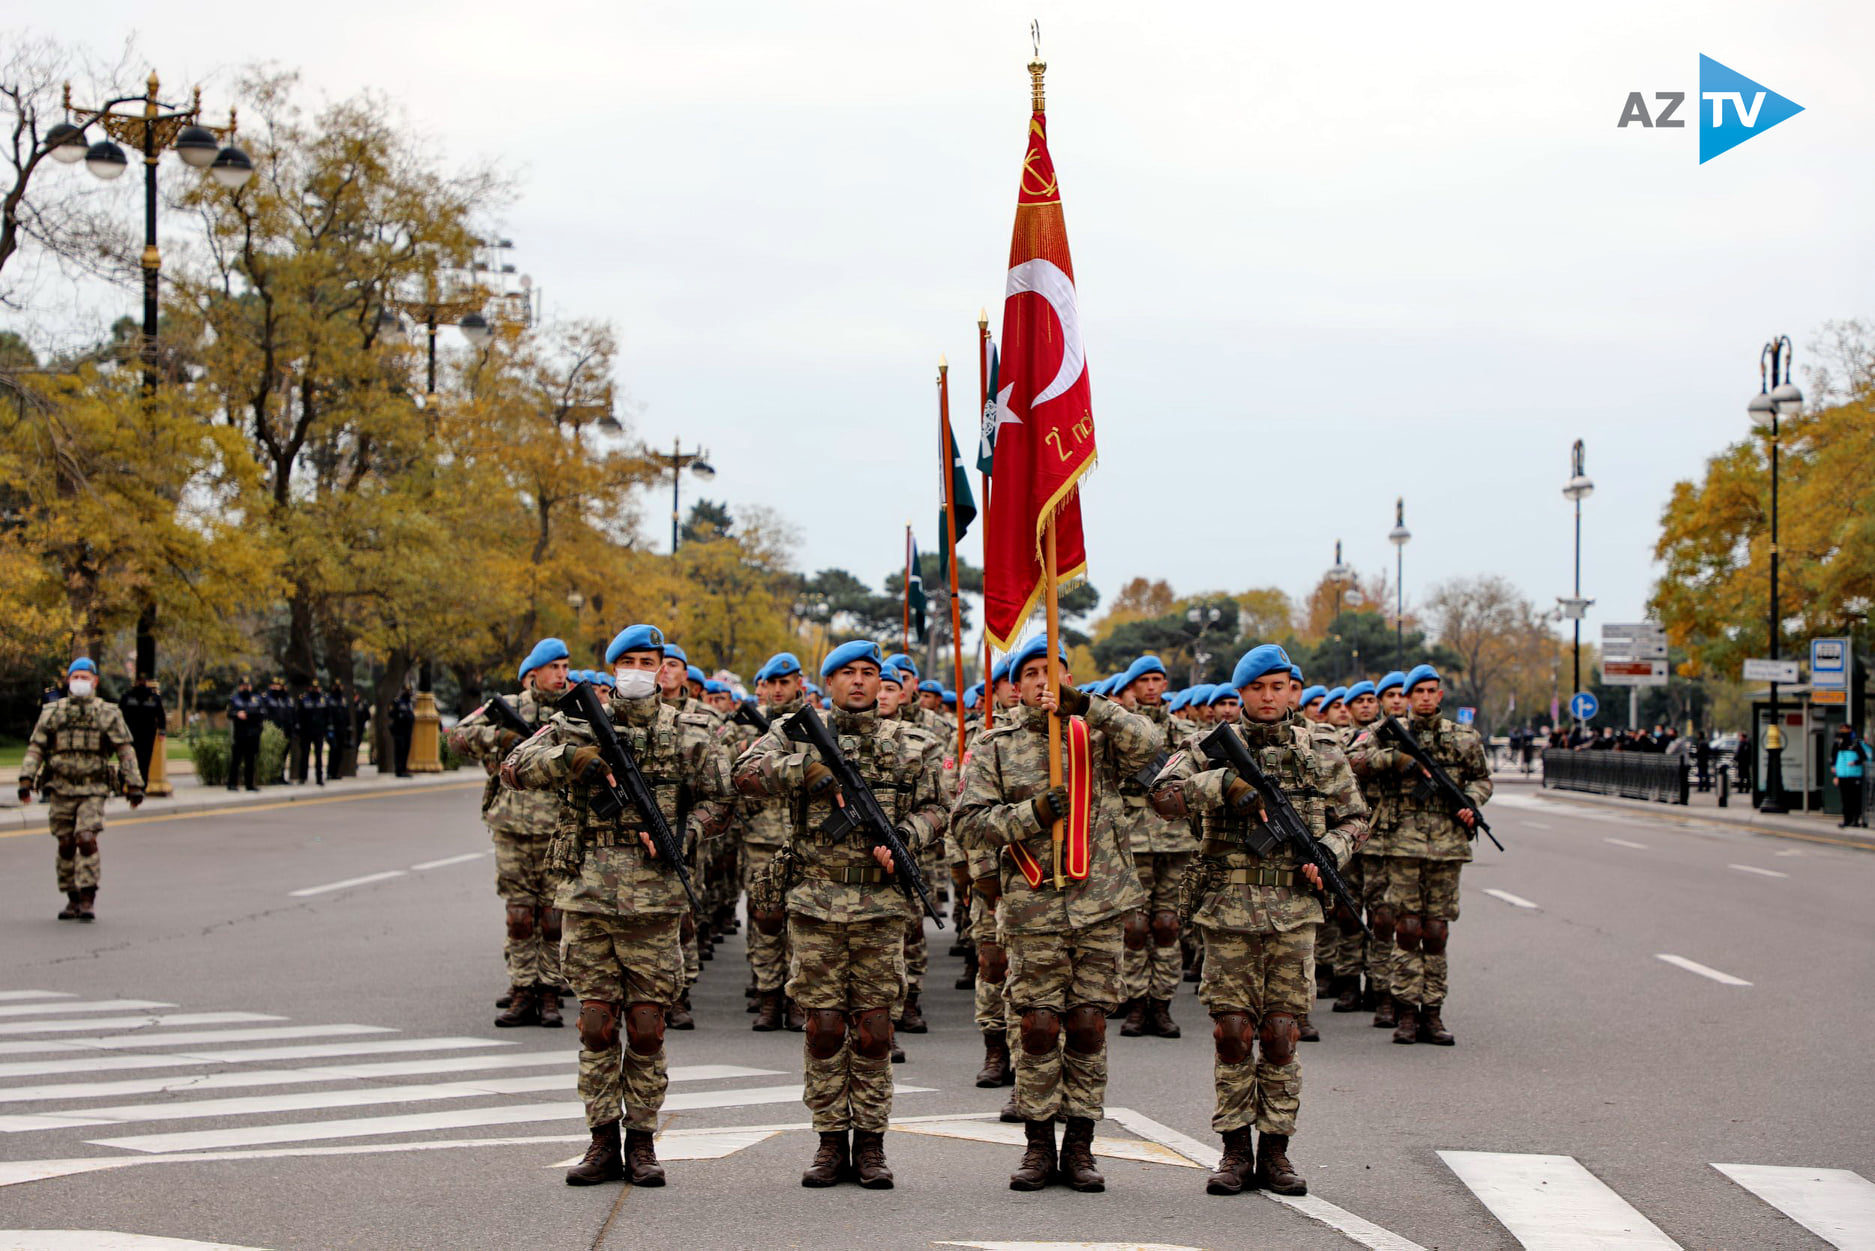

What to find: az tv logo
left=1618, top=55, right=1803, bottom=163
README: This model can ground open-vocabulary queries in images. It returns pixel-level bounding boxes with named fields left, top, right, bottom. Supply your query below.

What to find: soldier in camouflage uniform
left=502, top=624, right=733, bottom=1188
left=1360, top=670, right=1414, bottom=1028
left=734, top=639, right=946, bottom=1190
left=955, top=635, right=1157, bottom=1194
left=1149, top=645, right=1367, bottom=1197
left=445, top=637, right=572, bottom=1029
left=651, top=644, right=713, bottom=1028
left=870, top=663, right=931, bottom=1038
left=1326, top=679, right=1388, bottom=1017
left=1348, top=664, right=1489, bottom=1046
left=17, top=658, right=144, bottom=921
left=737, top=652, right=808, bottom=1032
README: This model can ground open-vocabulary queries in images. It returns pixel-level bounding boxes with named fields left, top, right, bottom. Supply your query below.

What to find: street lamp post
left=645, top=439, right=716, bottom=552
left=1325, top=541, right=1353, bottom=679
left=1559, top=440, right=1595, bottom=722
left=1388, top=498, right=1411, bottom=671
left=1751, top=337, right=1801, bottom=813
left=1185, top=604, right=1223, bottom=686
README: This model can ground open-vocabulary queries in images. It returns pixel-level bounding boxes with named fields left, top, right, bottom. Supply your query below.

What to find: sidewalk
left=1493, top=768, right=1875, bottom=852
left=0, top=763, right=478, bottom=833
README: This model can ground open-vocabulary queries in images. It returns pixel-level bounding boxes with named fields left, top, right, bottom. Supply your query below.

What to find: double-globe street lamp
left=1558, top=440, right=1595, bottom=724
left=1749, top=337, right=1802, bottom=814
left=645, top=439, right=716, bottom=553
left=1388, top=498, right=1411, bottom=671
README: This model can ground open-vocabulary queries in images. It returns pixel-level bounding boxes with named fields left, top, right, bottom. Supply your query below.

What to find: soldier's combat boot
left=1373, top=992, right=1398, bottom=1030
left=1361, top=977, right=1381, bottom=1012
left=698, top=932, right=713, bottom=961
left=57, top=892, right=82, bottom=921
left=495, top=986, right=520, bottom=1009
left=897, top=991, right=928, bottom=1034
left=1392, top=1001, right=1419, bottom=1045
left=801, top=1130, right=849, bottom=1187
left=955, top=947, right=977, bottom=990
left=624, top=1128, right=666, bottom=1186
left=75, top=888, right=95, bottom=922
left=1314, top=962, right=1333, bottom=995
left=744, top=976, right=759, bottom=1001
left=494, top=986, right=539, bottom=1028
left=785, top=997, right=806, bottom=1032
left=1119, top=997, right=1148, bottom=1037
left=666, top=989, right=695, bottom=1031
left=1059, top=1117, right=1105, bottom=1192
left=851, top=1129, right=894, bottom=1189
left=1009, top=1120, right=1057, bottom=1191
left=1000, top=1095, right=1021, bottom=1123
left=1332, top=975, right=1362, bottom=1013
left=1297, top=1012, right=1319, bottom=1042
left=1206, top=1126, right=1256, bottom=1195
left=535, top=985, right=564, bottom=1029
left=1254, top=1132, right=1306, bottom=1195
left=1146, top=998, right=1181, bottom=1039
left=890, top=1038, right=906, bottom=1064
left=751, top=990, right=783, bottom=1032
left=1417, top=1003, right=1455, bottom=1046
left=564, top=1120, right=624, bottom=1186
left=976, top=1031, right=1012, bottom=1088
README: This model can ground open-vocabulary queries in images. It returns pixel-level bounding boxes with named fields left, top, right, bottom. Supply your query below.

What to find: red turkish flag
left=982, top=100, right=1096, bottom=651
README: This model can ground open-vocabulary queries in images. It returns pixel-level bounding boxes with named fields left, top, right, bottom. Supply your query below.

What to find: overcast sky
left=17, top=0, right=1874, bottom=650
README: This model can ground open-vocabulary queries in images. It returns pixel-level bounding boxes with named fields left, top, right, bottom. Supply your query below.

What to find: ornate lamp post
left=1751, top=337, right=1801, bottom=813
left=1185, top=603, right=1223, bottom=686
left=1558, top=440, right=1595, bottom=720
left=1388, top=498, right=1411, bottom=670
left=645, top=439, right=716, bottom=552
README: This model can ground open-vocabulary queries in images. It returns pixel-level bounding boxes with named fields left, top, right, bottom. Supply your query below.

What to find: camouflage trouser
left=1121, top=851, right=1191, bottom=1003
left=493, top=831, right=561, bottom=989
left=970, top=899, right=1007, bottom=1034
left=1383, top=857, right=1462, bottom=1007
left=1197, top=924, right=1313, bottom=1135
left=561, top=910, right=682, bottom=1131
left=48, top=795, right=106, bottom=893
left=787, top=914, right=906, bottom=1133
left=903, top=916, right=927, bottom=993
left=1328, top=853, right=1392, bottom=991
left=742, top=842, right=790, bottom=993
left=1005, top=916, right=1123, bottom=1121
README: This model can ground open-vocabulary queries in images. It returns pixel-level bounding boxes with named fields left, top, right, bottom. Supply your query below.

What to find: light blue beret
left=686, top=664, right=706, bottom=686
left=67, top=657, right=97, bottom=675
left=990, top=657, right=1011, bottom=684
left=1230, top=643, right=1292, bottom=689
left=518, top=637, right=569, bottom=683
left=662, top=643, right=688, bottom=664
left=1010, top=634, right=1069, bottom=677
left=1376, top=670, right=1408, bottom=695
left=605, top=624, right=666, bottom=664
left=1299, top=684, right=1328, bottom=707
left=821, top=640, right=885, bottom=678
left=1186, top=683, right=1216, bottom=706
left=1290, top=664, right=1304, bottom=682
left=1405, top=663, right=1442, bottom=692
left=1116, top=655, right=1166, bottom=692
left=919, top=679, right=943, bottom=696
left=885, top=653, right=918, bottom=679
left=1207, top=685, right=1241, bottom=706
left=702, top=680, right=727, bottom=695
left=941, top=689, right=956, bottom=707
left=1323, top=686, right=1348, bottom=708
left=764, top=652, right=802, bottom=679
left=1346, top=680, right=1376, bottom=701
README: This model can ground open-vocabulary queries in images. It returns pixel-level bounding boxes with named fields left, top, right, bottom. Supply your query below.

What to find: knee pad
left=1213, top=1011, right=1253, bottom=1065
left=576, top=1000, right=620, bottom=1052
left=805, top=1009, right=848, bottom=1060
left=76, top=835, right=99, bottom=856
left=540, top=908, right=562, bottom=944
left=978, top=942, right=1008, bottom=985
left=1018, top=1008, right=1060, bottom=1056
left=753, top=908, right=786, bottom=936
left=56, top=837, right=76, bottom=859
left=851, top=1007, right=894, bottom=1059
left=625, top=1002, right=665, bottom=1056
left=1122, top=911, right=1149, bottom=951
left=504, top=905, right=535, bottom=941
left=1422, top=918, right=1449, bottom=955
left=1370, top=905, right=1396, bottom=943
left=1149, top=909, right=1180, bottom=948
left=1394, top=913, right=1423, bottom=953
left=1259, top=1012, right=1300, bottom=1066
left=1063, top=1004, right=1106, bottom=1055
left=1332, top=900, right=1359, bottom=927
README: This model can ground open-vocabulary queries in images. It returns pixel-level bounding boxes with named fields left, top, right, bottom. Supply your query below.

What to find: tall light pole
left=1185, top=603, right=1223, bottom=686
left=1559, top=440, right=1595, bottom=719
left=1388, top=498, right=1411, bottom=670
left=1751, top=337, right=1801, bottom=813
left=645, top=439, right=716, bottom=552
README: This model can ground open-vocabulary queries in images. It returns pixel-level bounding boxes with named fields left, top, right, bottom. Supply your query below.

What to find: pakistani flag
left=907, top=532, right=928, bottom=643
left=977, top=343, right=1000, bottom=474
left=938, top=420, right=978, bottom=589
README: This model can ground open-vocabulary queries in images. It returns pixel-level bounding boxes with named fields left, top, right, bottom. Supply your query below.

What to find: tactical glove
left=568, top=745, right=607, bottom=784
left=1055, top=685, right=1091, bottom=717
left=16, top=785, right=31, bottom=805
left=804, top=761, right=838, bottom=798
left=1224, top=778, right=1258, bottom=813
left=1030, top=785, right=1071, bottom=826
left=125, top=788, right=145, bottom=809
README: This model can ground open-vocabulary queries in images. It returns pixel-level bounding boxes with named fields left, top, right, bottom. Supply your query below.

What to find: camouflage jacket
left=733, top=706, right=947, bottom=925
left=1344, top=715, right=1398, bottom=853
left=725, top=695, right=804, bottom=849
left=1347, top=712, right=1491, bottom=862
left=447, top=687, right=558, bottom=838
left=1152, top=713, right=1367, bottom=935
left=1110, top=702, right=1194, bottom=856
left=19, top=695, right=143, bottom=798
left=504, top=693, right=733, bottom=917
left=953, top=699, right=1157, bottom=935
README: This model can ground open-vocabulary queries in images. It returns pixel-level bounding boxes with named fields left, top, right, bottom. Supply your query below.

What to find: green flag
left=938, top=422, right=978, bottom=589
left=906, top=531, right=928, bottom=644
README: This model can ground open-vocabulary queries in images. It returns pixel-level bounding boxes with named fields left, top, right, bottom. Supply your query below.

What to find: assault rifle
left=1376, top=715, right=1502, bottom=851
left=1198, top=723, right=1370, bottom=938
left=558, top=680, right=703, bottom=913
left=733, top=700, right=771, bottom=734
left=782, top=703, right=942, bottom=928
left=481, top=694, right=533, bottom=739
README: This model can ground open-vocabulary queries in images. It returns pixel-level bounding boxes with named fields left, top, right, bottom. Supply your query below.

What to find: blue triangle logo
left=1699, top=54, right=1803, bottom=163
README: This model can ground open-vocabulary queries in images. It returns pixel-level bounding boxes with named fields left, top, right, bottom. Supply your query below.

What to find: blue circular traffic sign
left=1569, top=691, right=1599, bottom=721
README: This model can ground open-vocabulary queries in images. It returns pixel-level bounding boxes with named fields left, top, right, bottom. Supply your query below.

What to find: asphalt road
left=0, top=777, right=1870, bottom=1250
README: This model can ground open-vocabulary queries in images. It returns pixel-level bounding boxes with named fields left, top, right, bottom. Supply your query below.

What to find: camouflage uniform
left=1111, top=703, right=1191, bottom=1015
left=953, top=698, right=1157, bottom=1122
left=732, top=696, right=802, bottom=1006
left=1151, top=713, right=1366, bottom=1140
left=19, top=693, right=142, bottom=904
left=1348, top=712, right=1489, bottom=1015
left=733, top=707, right=946, bottom=1134
left=447, top=689, right=564, bottom=993
left=1337, top=715, right=1394, bottom=1004
left=503, top=693, right=732, bottom=1132
left=1302, top=719, right=1350, bottom=1017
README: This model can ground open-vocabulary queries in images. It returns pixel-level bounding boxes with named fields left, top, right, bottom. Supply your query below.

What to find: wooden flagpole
left=902, top=524, right=912, bottom=654
left=1044, top=518, right=1064, bottom=888
left=979, top=308, right=994, bottom=739
left=939, top=358, right=967, bottom=766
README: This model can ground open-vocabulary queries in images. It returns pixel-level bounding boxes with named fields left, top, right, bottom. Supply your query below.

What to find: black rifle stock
left=733, top=700, right=771, bottom=734
left=480, top=694, right=533, bottom=739
left=782, top=704, right=942, bottom=928
left=557, top=681, right=704, bottom=913
left=1377, top=715, right=1502, bottom=851
left=1198, top=723, right=1370, bottom=938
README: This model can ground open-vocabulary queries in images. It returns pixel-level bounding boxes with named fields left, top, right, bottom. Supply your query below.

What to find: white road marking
left=1655, top=954, right=1751, bottom=986
left=0, top=1012, right=283, bottom=1037
left=288, top=870, right=405, bottom=897
left=90, top=1083, right=936, bottom=1153
left=0, top=1001, right=173, bottom=1019
left=1713, top=1163, right=1875, bottom=1250
left=940, top=1244, right=1201, bottom=1250
left=0, top=992, right=76, bottom=1002
left=1484, top=889, right=1540, bottom=909
left=0, top=1037, right=507, bottom=1080
left=1440, top=1150, right=1681, bottom=1248
left=410, top=852, right=487, bottom=870
left=0, top=1234, right=266, bottom=1250
left=0, top=1024, right=389, bottom=1057
left=1773, top=849, right=1804, bottom=857
left=0, top=1051, right=587, bottom=1105
left=1524, top=821, right=1554, bottom=830
left=1604, top=837, right=1649, bottom=849
left=1729, top=863, right=1789, bottom=879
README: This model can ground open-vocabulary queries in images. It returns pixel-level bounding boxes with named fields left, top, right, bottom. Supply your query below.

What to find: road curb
left=0, top=773, right=476, bottom=834
left=1535, top=787, right=1875, bottom=853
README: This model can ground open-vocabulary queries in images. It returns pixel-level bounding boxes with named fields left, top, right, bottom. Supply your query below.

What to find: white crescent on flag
left=1004, top=258, right=1085, bottom=408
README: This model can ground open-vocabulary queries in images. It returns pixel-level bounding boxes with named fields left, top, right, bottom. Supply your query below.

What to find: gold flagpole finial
left=938, top=354, right=948, bottom=372
left=1028, top=19, right=1046, bottom=112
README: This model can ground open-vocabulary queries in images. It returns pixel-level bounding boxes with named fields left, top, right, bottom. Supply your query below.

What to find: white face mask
left=613, top=667, right=658, bottom=699
left=67, top=678, right=94, bottom=698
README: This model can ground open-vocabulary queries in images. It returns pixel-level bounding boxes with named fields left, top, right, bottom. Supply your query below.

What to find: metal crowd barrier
left=1540, top=749, right=1690, bottom=804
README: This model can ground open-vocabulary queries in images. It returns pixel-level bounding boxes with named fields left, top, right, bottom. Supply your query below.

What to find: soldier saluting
left=18, top=658, right=144, bottom=921
left=1149, top=644, right=1368, bottom=1197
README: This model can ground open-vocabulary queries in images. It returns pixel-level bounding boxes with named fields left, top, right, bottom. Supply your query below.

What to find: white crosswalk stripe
left=1714, top=1164, right=1875, bottom=1250
left=0, top=1000, right=175, bottom=1018
left=0, top=1013, right=284, bottom=1037
left=0, top=1024, right=391, bottom=1057
left=1440, top=1150, right=1682, bottom=1248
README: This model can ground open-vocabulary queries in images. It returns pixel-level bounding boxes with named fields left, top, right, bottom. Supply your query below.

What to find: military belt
left=1226, top=866, right=1298, bottom=888
left=586, top=829, right=648, bottom=849
left=807, top=865, right=889, bottom=885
